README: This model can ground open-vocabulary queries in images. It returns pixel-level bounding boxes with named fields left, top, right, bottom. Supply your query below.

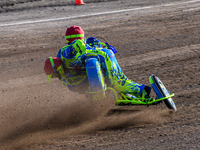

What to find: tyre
left=150, top=75, right=177, bottom=112
left=85, top=56, right=105, bottom=94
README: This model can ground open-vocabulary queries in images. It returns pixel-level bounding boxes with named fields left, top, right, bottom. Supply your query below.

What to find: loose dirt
left=0, top=0, right=199, bottom=149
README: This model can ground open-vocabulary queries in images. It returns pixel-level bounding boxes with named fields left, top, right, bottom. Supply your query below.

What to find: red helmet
left=44, top=57, right=62, bottom=75
left=65, top=25, right=85, bottom=44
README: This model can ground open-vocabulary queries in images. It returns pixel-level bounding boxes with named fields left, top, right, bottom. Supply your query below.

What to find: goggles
left=66, top=34, right=85, bottom=43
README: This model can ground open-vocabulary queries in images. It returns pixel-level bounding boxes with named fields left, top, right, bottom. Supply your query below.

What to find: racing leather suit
left=56, top=39, right=147, bottom=97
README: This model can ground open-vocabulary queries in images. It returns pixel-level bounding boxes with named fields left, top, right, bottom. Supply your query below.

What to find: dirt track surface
left=0, top=0, right=200, bottom=149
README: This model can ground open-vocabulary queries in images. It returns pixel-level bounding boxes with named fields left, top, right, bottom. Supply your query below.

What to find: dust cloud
left=0, top=82, right=169, bottom=149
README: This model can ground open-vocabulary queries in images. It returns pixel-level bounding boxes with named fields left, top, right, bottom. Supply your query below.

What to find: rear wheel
left=85, top=56, right=106, bottom=100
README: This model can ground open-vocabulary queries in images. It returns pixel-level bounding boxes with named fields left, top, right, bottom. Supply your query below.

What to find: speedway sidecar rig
left=46, top=38, right=177, bottom=112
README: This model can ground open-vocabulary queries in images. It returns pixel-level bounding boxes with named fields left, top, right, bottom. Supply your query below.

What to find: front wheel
left=149, top=75, right=177, bottom=112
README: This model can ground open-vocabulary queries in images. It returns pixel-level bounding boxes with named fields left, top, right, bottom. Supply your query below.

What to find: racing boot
left=141, top=86, right=153, bottom=102
left=142, top=86, right=163, bottom=104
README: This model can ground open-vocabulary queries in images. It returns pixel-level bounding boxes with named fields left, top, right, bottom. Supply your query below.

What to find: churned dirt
left=0, top=0, right=199, bottom=149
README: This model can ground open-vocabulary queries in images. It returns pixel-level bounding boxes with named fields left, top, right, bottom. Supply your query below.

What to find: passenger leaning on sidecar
left=44, top=25, right=151, bottom=99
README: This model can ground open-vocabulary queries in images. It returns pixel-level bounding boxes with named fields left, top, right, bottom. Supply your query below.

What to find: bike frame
left=106, top=87, right=175, bottom=105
